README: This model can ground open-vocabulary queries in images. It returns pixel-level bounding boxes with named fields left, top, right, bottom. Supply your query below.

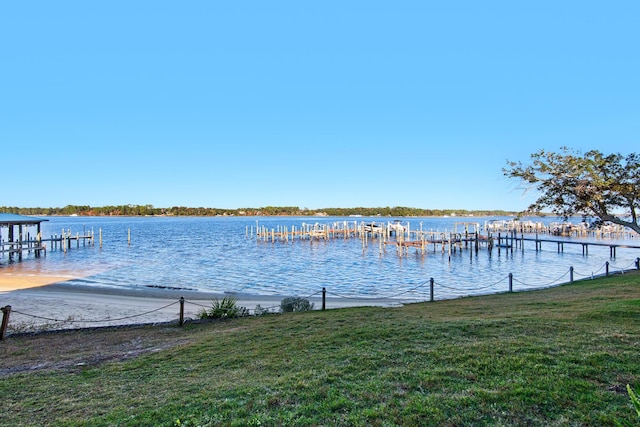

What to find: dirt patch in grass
left=0, top=323, right=197, bottom=376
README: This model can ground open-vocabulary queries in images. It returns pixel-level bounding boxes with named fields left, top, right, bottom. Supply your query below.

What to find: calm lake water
left=3, top=216, right=639, bottom=303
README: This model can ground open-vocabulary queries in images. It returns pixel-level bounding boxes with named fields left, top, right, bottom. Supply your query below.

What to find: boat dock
left=249, top=220, right=640, bottom=260
left=484, top=218, right=636, bottom=240
left=0, top=213, right=95, bottom=262
left=497, top=233, right=640, bottom=258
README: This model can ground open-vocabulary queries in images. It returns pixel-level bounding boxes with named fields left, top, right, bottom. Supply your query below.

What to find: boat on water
left=362, top=222, right=384, bottom=233
left=387, top=220, right=407, bottom=235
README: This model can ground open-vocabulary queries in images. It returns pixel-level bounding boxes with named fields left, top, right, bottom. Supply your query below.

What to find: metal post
left=509, top=273, right=513, bottom=292
left=322, top=287, right=326, bottom=311
left=179, top=297, right=185, bottom=326
left=606, top=261, right=610, bottom=277
left=1, top=305, right=11, bottom=340
left=570, top=266, right=574, bottom=283
left=430, top=278, right=434, bottom=302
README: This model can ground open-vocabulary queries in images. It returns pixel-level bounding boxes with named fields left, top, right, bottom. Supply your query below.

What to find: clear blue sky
left=2, top=1, right=638, bottom=211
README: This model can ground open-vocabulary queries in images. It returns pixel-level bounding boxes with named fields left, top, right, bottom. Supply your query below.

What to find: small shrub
left=254, top=304, right=275, bottom=316
left=199, top=296, right=247, bottom=319
left=280, top=297, right=314, bottom=313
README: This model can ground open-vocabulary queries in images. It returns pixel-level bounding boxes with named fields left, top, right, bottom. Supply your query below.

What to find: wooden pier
left=248, top=220, right=491, bottom=258
left=0, top=213, right=95, bottom=262
left=249, top=220, right=640, bottom=260
left=484, top=218, right=637, bottom=240
left=494, top=232, right=640, bottom=258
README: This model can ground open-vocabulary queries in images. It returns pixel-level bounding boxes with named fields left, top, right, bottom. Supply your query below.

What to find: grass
left=1, top=271, right=640, bottom=426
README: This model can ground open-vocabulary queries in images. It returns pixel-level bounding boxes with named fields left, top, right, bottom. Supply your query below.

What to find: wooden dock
left=500, top=233, right=640, bottom=257
left=484, top=218, right=637, bottom=240
left=0, top=230, right=95, bottom=261
left=0, top=213, right=96, bottom=262
left=249, top=220, right=491, bottom=258
left=249, top=220, right=640, bottom=260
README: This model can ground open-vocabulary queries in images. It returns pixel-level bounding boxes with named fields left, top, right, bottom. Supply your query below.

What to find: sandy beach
left=0, top=272, right=403, bottom=334
left=0, top=269, right=85, bottom=292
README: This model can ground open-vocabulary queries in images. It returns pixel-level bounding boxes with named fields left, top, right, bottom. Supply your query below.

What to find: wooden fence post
left=1, top=305, right=11, bottom=340
left=179, top=297, right=185, bottom=326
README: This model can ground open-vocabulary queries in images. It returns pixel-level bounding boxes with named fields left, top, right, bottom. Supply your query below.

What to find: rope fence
left=513, top=270, right=570, bottom=289
left=10, top=300, right=180, bottom=324
left=1, top=257, right=639, bottom=339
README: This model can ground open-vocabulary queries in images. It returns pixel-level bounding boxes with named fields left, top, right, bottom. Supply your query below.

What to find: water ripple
left=4, top=215, right=637, bottom=302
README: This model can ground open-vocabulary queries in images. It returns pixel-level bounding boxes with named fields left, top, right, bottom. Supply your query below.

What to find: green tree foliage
left=0, top=205, right=515, bottom=218
left=504, top=147, right=640, bottom=235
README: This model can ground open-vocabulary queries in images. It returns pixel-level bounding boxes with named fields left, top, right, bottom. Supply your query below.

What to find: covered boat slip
left=0, top=213, right=96, bottom=262
left=0, top=213, right=48, bottom=261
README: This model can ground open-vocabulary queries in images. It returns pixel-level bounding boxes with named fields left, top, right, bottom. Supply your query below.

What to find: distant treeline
left=1, top=205, right=520, bottom=217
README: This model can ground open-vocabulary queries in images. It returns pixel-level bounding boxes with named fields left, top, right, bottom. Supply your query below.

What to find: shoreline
left=0, top=275, right=406, bottom=333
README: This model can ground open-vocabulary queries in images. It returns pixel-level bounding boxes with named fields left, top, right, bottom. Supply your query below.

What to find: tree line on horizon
left=4, top=148, right=638, bottom=233
left=0, top=205, right=518, bottom=218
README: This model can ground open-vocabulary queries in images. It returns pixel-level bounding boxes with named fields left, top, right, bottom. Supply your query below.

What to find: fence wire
left=435, top=275, right=508, bottom=292
left=326, top=279, right=431, bottom=300
left=513, top=270, right=569, bottom=288
left=11, top=300, right=179, bottom=324
left=573, top=263, right=604, bottom=278
left=574, top=259, right=639, bottom=278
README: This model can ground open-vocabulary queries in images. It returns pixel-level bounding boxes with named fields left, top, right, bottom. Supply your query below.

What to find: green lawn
left=1, top=271, right=640, bottom=426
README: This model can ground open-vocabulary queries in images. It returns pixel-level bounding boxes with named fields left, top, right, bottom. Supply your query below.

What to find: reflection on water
left=1, top=216, right=638, bottom=302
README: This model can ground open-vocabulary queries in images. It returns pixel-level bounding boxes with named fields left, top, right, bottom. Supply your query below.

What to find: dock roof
left=0, top=213, right=49, bottom=226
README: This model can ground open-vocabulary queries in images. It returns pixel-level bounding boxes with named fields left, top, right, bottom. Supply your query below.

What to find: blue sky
left=2, top=1, right=638, bottom=211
